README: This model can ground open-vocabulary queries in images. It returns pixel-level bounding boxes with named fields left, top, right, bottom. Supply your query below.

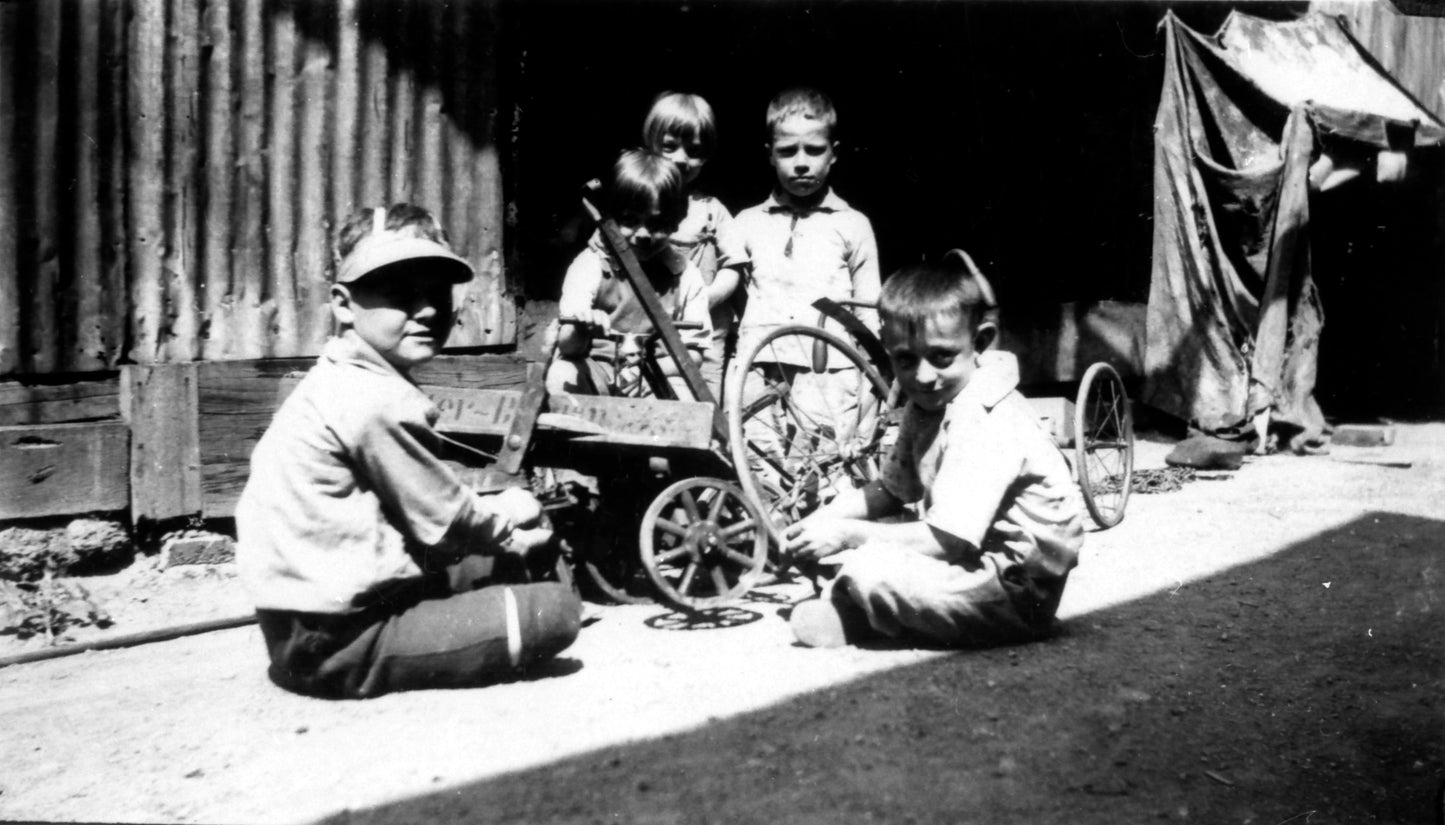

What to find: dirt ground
left=0, top=425, right=1441, bottom=825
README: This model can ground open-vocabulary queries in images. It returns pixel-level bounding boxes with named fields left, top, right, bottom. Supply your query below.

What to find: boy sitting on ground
left=784, top=252, right=1084, bottom=648
left=236, top=204, right=582, bottom=699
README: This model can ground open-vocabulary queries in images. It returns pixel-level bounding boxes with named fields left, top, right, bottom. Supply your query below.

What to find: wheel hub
left=685, top=522, right=723, bottom=559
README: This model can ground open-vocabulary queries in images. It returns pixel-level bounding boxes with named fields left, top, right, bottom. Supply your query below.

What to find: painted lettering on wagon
left=428, top=388, right=711, bottom=449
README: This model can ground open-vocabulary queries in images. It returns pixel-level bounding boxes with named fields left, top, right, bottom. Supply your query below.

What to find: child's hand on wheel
left=494, top=486, right=544, bottom=529
left=784, top=516, right=854, bottom=564
left=506, top=527, right=556, bottom=560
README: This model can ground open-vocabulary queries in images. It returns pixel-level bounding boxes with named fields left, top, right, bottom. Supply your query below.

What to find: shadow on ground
left=323, top=513, right=1445, bottom=825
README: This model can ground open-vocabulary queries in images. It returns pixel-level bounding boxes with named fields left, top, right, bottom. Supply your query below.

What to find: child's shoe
left=789, top=593, right=870, bottom=648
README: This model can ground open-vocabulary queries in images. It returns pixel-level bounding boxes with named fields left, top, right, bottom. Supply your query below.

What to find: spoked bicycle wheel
left=639, top=477, right=769, bottom=612
left=727, top=325, right=896, bottom=545
left=1074, top=362, right=1134, bottom=528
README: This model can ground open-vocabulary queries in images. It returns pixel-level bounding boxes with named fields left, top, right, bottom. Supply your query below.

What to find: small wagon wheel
left=639, top=477, right=769, bottom=612
left=1074, top=362, right=1134, bottom=528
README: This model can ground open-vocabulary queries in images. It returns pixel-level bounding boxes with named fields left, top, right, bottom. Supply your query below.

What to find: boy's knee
left=509, top=583, right=582, bottom=665
left=834, top=547, right=894, bottom=595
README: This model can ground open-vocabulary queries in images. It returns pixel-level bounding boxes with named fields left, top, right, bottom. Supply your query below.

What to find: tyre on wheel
left=639, top=477, right=769, bottom=612
left=1074, top=361, right=1134, bottom=528
left=726, top=325, right=896, bottom=548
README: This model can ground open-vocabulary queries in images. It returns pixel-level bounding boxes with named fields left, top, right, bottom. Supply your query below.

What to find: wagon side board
left=431, top=388, right=713, bottom=451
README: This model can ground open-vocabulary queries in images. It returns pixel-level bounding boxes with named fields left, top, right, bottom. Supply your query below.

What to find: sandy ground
left=0, top=425, right=1441, bottom=824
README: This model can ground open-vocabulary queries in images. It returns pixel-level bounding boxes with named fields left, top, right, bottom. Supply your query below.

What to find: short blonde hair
left=765, top=87, right=837, bottom=142
left=642, top=92, right=718, bottom=160
left=880, top=250, right=998, bottom=337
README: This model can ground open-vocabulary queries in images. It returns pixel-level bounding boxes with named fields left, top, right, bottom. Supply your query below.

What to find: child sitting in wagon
left=546, top=149, right=712, bottom=400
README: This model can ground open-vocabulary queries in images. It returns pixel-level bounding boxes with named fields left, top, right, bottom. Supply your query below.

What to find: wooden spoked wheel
left=1074, top=362, right=1134, bottom=529
left=638, top=477, right=769, bottom=612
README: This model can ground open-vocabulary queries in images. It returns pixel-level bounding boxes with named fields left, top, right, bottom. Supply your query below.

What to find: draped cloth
left=1144, top=10, right=1445, bottom=435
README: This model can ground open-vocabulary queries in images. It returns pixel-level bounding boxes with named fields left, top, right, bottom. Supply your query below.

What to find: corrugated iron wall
left=1316, top=0, right=1445, bottom=122
left=0, top=0, right=512, bottom=376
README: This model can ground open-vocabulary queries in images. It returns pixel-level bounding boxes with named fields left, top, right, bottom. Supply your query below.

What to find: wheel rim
left=726, top=325, right=895, bottom=546
left=575, top=504, right=654, bottom=605
left=639, top=477, right=769, bottom=612
left=1074, top=362, right=1134, bottom=528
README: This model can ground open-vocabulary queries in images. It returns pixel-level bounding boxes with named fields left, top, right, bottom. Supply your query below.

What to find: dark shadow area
left=324, top=511, right=1445, bottom=824
left=513, top=656, right=584, bottom=683
left=501, top=1, right=1304, bottom=307
left=1312, top=150, right=1445, bottom=421
left=643, top=606, right=764, bottom=632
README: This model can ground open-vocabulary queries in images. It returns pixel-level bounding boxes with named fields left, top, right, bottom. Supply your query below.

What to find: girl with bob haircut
left=641, top=91, right=749, bottom=397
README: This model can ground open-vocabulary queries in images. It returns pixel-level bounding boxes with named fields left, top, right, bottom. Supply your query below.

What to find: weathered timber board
left=197, top=354, right=529, bottom=517
left=432, top=388, right=713, bottom=451
left=124, top=364, right=204, bottom=522
left=0, top=377, right=121, bottom=425
left=0, top=422, right=129, bottom=519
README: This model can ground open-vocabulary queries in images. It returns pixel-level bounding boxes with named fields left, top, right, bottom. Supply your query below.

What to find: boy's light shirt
left=236, top=335, right=512, bottom=614
left=733, top=187, right=880, bottom=356
left=880, top=350, right=1083, bottom=579
left=557, top=232, right=712, bottom=361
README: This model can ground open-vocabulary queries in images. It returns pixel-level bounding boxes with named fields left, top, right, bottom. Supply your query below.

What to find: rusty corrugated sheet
left=1315, top=0, right=1445, bottom=123
left=0, top=0, right=512, bottom=376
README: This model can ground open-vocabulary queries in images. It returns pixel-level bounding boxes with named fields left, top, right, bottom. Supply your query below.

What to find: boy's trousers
left=830, top=545, right=1062, bottom=647
left=255, top=554, right=581, bottom=699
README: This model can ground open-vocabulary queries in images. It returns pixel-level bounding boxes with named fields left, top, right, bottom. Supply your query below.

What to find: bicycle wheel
left=1074, top=362, right=1134, bottom=529
left=639, top=477, right=769, bottom=612
left=727, top=325, right=895, bottom=544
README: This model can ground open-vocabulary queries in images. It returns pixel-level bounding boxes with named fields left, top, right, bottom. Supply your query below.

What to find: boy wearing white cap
left=236, top=204, right=581, bottom=699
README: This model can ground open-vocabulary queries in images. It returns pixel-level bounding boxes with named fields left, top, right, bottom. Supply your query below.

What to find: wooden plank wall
left=1315, top=1, right=1445, bottom=122
left=0, top=353, right=528, bottom=522
left=195, top=354, right=529, bottom=518
left=0, top=0, right=513, bottom=377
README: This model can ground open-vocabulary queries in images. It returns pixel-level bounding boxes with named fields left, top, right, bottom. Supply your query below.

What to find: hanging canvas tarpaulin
left=1143, top=10, right=1444, bottom=438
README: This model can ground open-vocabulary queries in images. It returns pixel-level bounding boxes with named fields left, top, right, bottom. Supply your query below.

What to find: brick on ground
left=159, top=532, right=235, bottom=568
